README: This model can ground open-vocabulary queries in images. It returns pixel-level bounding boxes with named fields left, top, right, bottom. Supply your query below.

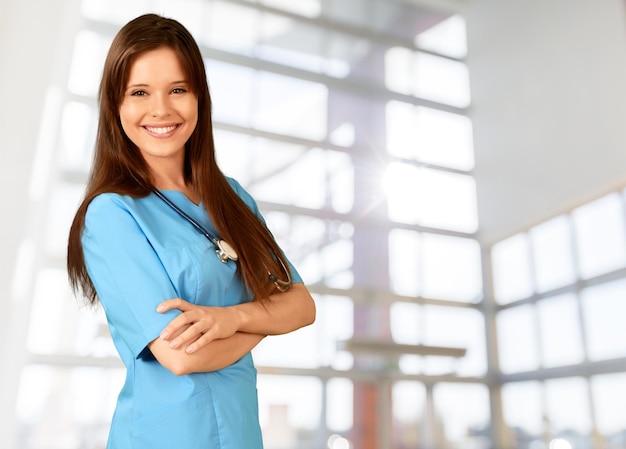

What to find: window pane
left=198, top=1, right=259, bottom=55
left=537, top=295, right=584, bottom=367
left=329, top=122, right=356, bottom=148
left=27, top=269, right=117, bottom=358
left=383, top=162, right=419, bottom=224
left=253, top=72, right=328, bottom=140
left=497, top=304, right=539, bottom=373
left=384, top=162, right=478, bottom=232
left=81, top=0, right=149, bottom=25
left=417, top=169, right=477, bottom=232
left=319, top=296, right=355, bottom=371
left=530, top=215, right=576, bottom=292
left=216, top=135, right=353, bottom=212
left=388, top=229, right=421, bottom=297
left=502, top=381, right=543, bottom=436
left=214, top=130, right=253, bottom=181
left=254, top=295, right=354, bottom=370
left=422, top=233, right=482, bottom=302
left=264, top=213, right=354, bottom=289
left=373, top=1, right=445, bottom=42
left=67, top=30, right=111, bottom=97
left=433, top=383, right=490, bottom=448
left=572, top=193, right=626, bottom=279
left=386, top=102, right=474, bottom=171
left=253, top=321, right=317, bottom=369
left=415, top=14, right=468, bottom=59
left=591, top=373, right=626, bottom=437
left=327, top=151, right=355, bottom=214
left=327, top=378, right=354, bottom=431
left=251, top=146, right=326, bottom=209
left=415, top=107, right=474, bottom=170
left=16, top=365, right=124, bottom=449
left=257, top=375, right=322, bottom=448
left=44, top=183, right=85, bottom=258
left=491, top=233, right=534, bottom=304
left=423, top=305, right=486, bottom=376
left=257, top=14, right=324, bottom=73
left=386, top=50, right=470, bottom=108
left=392, top=381, right=426, bottom=448
left=260, top=0, right=321, bottom=17
left=414, top=52, right=470, bottom=108
left=581, top=279, right=626, bottom=361
left=322, top=0, right=369, bottom=28
left=324, top=31, right=369, bottom=78
left=385, top=47, right=414, bottom=96
left=206, top=61, right=254, bottom=126
left=537, top=293, right=584, bottom=368
left=390, top=302, right=422, bottom=345
left=545, top=377, right=592, bottom=435
left=58, top=102, right=95, bottom=171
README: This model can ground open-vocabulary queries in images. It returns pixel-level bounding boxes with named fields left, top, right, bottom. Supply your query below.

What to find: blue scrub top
left=82, top=178, right=302, bottom=449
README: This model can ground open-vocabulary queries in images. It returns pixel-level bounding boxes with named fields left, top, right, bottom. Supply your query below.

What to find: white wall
left=0, top=0, right=81, bottom=443
left=464, top=0, right=626, bottom=245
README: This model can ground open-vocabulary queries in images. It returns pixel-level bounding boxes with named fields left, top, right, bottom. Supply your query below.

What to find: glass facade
left=9, top=0, right=626, bottom=448
left=492, top=188, right=626, bottom=448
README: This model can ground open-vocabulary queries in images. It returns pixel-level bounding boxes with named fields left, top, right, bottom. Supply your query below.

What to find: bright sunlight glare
left=327, top=434, right=351, bottom=449
left=549, top=438, right=572, bottom=449
left=381, top=162, right=418, bottom=200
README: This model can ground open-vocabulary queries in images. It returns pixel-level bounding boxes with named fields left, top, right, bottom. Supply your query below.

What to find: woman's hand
left=157, top=299, right=241, bottom=353
left=157, top=283, right=315, bottom=355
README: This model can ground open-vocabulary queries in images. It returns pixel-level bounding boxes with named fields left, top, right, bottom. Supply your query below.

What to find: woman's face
left=119, top=47, right=198, bottom=171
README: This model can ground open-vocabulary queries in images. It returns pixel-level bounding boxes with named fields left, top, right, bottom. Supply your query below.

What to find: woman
left=67, top=13, right=315, bottom=449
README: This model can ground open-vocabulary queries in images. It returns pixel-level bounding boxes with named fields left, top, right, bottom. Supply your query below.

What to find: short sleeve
left=82, top=194, right=181, bottom=359
left=227, top=178, right=303, bottom=284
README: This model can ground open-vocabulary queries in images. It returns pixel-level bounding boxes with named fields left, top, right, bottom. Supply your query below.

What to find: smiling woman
left=119, top=47, right=199, bottom=186
left=65, top=13, right=315, bottom=449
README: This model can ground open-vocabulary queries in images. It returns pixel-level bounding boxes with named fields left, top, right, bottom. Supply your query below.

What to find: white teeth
left=146, top=125, right=177, bottom=134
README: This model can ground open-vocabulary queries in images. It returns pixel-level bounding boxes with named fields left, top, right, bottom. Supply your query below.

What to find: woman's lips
left=144, top=124, right=179, bottom=136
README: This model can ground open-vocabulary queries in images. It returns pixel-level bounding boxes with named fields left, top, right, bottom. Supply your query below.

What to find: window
left=529, top=215, right=576, bottom=293
left=491, top=188, right=626, bottom=448
left=572, top=193, right=626, bottom=279
left=15, top=1, right=480, bottom=448
left=581, top=279, right=626, bottom=361
left=491, top=233, right=534, bottom=304
left=497, top=304, right=539, bottom=373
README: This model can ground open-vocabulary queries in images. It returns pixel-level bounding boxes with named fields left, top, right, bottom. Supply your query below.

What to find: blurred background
left=1, top=0, right=626, bottom=448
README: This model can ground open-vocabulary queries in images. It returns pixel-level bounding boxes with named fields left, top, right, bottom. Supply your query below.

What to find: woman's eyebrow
left=125, top=80, right=188, bottom=90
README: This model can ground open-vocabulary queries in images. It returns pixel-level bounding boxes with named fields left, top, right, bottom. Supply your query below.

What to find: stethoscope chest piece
left=216, top=239, right=238, bottom=263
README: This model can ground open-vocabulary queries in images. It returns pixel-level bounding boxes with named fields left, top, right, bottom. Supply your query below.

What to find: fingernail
left=169, top=340, right=179, bottom=349
left=160, top=330, right=169, bottom=340
left=186, top=345, right=195, bottom=353
left=156, top=305, right=165, bottom=312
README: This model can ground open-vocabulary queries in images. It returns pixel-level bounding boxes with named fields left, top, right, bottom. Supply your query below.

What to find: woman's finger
left=185, top=332, right=218, bottom=353
left=168, top=322, right=209, bottom=349
left=159, top=310, right=197, bottom=340
left=156, top=298, right=192, bottom=313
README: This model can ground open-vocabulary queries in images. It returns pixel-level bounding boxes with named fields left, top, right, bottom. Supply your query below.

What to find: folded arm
left=148, top=329, right=264, bottom=376
left=152, top=283, right=316, bottom=372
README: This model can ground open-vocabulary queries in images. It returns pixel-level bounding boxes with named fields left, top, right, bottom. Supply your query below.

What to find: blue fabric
left=82, top=178, right=302, bottom=449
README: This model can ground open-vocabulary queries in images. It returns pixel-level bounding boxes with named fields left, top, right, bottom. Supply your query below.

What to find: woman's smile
left=143, top=124, right=181, bottom=136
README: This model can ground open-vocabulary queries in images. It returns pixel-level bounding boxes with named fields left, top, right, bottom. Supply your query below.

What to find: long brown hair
left=67, top=14, right=290, bottom=304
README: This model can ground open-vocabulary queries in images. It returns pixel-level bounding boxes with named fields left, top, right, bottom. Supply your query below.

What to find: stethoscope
left=153, top=190, right=292, bottom=292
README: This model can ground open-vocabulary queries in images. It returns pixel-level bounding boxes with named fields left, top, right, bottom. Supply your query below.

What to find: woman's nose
left=150, top=93, right=171, bottom=117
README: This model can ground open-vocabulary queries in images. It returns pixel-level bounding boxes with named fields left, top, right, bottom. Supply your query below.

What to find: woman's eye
left=130, top=90, right=147, bottom=96
left=172, top=87, right=187, bottom=94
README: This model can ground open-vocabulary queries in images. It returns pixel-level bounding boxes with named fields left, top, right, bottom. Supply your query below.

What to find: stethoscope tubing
left=153, top=189, right=221, bottom=246
left=153, top=189, right=291, bottom=290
